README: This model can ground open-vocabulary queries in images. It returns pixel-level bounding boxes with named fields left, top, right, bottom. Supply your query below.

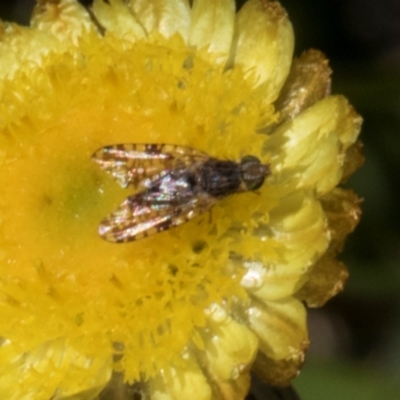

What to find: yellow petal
left=189, top=0, right=235, bottom=64
left=129, top=0, right=191, bottom=40
left=269, top=95, right=362, bottom=195
left=199, top=304, right=258, bottom=399
left=248, top=298, right=307, bottom=359
left=0, top=0, right=92, bottom=80
left=248, top=298, right=308, bottom=385
left=0, top=339, right=111, bottom=400
left=149, top=354, right=212, bottom=400
left=241, top=193, right=328, bottom=300
left=92, top=0, right=145, bottom=41
left=233, top=0, right=294, bottom=101
left=31, top=0, right=93, bottom=40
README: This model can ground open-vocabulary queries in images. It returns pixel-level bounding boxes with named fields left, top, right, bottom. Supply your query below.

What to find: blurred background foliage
left=1, top=0, right=400, bottom=399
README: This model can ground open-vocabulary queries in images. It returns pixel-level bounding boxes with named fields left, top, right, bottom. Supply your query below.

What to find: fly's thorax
left=199, top=159, right=242, bottom=198
left=239, top=155, right=270, bottom=191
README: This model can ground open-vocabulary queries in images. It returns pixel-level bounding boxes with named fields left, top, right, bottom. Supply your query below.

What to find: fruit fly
left=92, top=144, right=270, bottom=243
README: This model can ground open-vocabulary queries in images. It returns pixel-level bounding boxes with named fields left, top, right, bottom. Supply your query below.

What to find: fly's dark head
left=240, top=155, right=270, bottom=191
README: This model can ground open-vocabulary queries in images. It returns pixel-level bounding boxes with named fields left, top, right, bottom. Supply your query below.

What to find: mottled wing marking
left=93, top=143, right=270, bottom=243
left=91, top=143, right=209, bottom=189
left=92, top=143, right=214, bottom=242
left=99, top=189, right=216, bottom=243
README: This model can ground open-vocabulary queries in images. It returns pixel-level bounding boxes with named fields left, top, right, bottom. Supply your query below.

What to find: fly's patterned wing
left=91, top=143, right=209, bottom=190
left=92, top=143, right=270, bottom=243
left=98, top=175, right=217, bottom=243
left=92, top=143, right=215, bottom=242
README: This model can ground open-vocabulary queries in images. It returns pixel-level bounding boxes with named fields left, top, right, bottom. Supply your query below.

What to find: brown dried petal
left=341, top=140, right=365, bottom=183
left=295, top=254, right=349, bottom=308
left=296, top=188, right=361, bottom=307
left=252, top=349, right=307, bottom=387
left=320, top=188, right=362, bottom=254
left=273, top=49, right=332, bottom=125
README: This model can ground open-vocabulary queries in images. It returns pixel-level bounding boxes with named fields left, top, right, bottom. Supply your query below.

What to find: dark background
left=1, top=1, right=400, bottom=399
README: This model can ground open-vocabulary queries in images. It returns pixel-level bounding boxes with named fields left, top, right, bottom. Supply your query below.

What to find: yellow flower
left=0, top=0, right=363, bottom=399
